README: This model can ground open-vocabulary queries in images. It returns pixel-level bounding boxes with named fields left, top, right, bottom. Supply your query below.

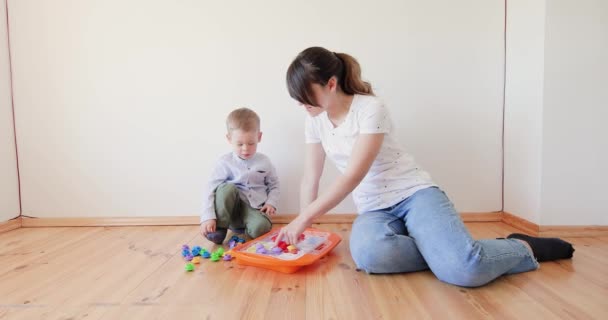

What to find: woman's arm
left=276, top=133, right=385, bottom=245
left=300, top=143, right=326, bottom=210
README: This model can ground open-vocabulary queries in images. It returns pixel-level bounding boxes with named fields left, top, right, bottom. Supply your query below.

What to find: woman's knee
left=431, top=260, right=493, bottom=288
left=350, top=231, right=427, bottom=274
left=350, top=214, right=408, bottom=273
left=350, top=236, right=386, bottom=273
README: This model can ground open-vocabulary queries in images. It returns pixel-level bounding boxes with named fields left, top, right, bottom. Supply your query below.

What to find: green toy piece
left=215, top=247, right=225, bottom=256
left=185, top=263, right=195, bottom=272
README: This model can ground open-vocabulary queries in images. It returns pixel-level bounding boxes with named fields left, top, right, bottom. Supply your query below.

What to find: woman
left=274, top=46, right=574, bottom=287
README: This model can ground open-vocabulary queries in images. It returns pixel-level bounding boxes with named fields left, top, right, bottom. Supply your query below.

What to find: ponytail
left=334, top=52, right=374, bottom=96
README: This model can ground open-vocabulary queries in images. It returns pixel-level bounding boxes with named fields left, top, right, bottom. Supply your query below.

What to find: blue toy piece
left=181, top=244, right=191, bottom=257
left=192, top=246, right=202, bottom=256
left=230, top=235, right=246, bottom=244
left=202, top=251, right=211, bottom=259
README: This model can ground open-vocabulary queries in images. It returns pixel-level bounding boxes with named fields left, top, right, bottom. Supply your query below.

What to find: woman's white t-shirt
left=304, top=94, right=436, bottom=213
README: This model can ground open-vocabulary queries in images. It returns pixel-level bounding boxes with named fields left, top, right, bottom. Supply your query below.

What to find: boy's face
left=227, top=129, right=262, bottom=160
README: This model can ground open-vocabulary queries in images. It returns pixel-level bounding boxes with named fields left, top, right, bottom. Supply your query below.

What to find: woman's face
left=300, top=83, right=330, bottom=117
left=300, top=103, right=324, bottom=117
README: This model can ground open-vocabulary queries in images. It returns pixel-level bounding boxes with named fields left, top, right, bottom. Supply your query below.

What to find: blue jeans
left=350, top=187, right=539, bottom=287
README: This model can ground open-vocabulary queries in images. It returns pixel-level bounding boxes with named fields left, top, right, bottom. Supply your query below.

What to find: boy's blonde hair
left=226, top=108, right=260, bottom=133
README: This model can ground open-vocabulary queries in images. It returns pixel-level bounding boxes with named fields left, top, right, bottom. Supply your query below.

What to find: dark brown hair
left=286, top=47, right=374, bottom=106
left=226, top=108, right=260, bottom=133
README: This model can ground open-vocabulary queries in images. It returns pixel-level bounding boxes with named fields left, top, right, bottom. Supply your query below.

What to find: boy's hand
left=200, top=219, right=217, bottom=238
left=260, top=204, right=276, bottom=216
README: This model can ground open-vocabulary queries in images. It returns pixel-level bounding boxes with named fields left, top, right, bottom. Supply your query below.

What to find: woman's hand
left=274, top=215, right=310, bottom=245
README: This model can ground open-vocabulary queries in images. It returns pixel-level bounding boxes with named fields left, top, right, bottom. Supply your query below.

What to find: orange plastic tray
left=230, top=228, right=342, bottom=273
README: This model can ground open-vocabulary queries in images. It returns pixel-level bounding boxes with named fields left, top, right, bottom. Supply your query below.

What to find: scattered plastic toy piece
left=185, top=254, right=193, bottom=261
left=181, top=248, right=191, bottom=257
left=202, top=251, right=211, bottom=259
left=185, top=263, right=194, bottom=272
left=229, top=240, right=237, bottom=249
left=192, top=246, right=202, bottom=256
left=192, top=256, right=201, bottom=264
left=210, top=253, right=220, bottom=262
left=215, top=247, right=225, bottom=256
left=230, top=235, right=246, bottom=244
left=223, top=254, right=232, bottom=261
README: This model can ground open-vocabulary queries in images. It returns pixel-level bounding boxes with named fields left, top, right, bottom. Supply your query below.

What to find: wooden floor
left=0, top=222, right=607, bottom=320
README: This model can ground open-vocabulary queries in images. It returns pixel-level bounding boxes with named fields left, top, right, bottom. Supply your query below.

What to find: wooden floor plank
left=0, top=223, right=606, bottom=319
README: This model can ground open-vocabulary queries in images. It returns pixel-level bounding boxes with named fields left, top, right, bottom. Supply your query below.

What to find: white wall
left=505, top=0, right=608, bottom=226
left=10, top=0, right=505, bottom=218
left=540, top=0, right=608, bottom=225
left=504, top=0, right=545, bottom=224
left=0, top=0, right=20, bottom=222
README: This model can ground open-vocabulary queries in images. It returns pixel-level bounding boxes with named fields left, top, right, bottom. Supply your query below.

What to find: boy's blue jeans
left=350, top=187, right=539, bottom=287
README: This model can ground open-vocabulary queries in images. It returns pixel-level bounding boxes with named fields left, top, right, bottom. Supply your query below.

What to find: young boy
left=200, top=108, right=280, bottom=244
